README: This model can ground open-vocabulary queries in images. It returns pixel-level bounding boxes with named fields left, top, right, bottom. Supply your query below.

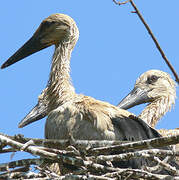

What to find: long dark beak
left=117, top=87, right=152, bottom=110
left=1, top=31, right=51, bottom=69
left=18, top=101, right=48, bottom=128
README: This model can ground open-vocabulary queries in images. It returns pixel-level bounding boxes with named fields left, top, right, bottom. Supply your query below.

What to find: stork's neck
left=46, top=42, right=76, bottom=112
left=139, top=95, right=175, bottom=128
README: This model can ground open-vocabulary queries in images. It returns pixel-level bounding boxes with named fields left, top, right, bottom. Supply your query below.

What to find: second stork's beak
left=18, top=100, right=48, bottom=128
left=117, top=87, right=152, bottom=110
left=1, top=26, right=52, bottom=69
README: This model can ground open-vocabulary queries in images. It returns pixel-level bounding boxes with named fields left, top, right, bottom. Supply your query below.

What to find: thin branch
left=1, top=132, right=179, bottom=156
left=129, top=0, right=179, bottom=84
left=113, top=0, right=129, bottom=5
left=59, top=174, right=114, bottom=180
left=0, top=132, right=126, bottom=150
left=0, top=147, right=16, bottom=153
left=0, top=166, right=29, bottom=175
left=103, top=168, right=179, bottom=180
left=113, top=0, right=179, bottom=84
left=0, top=170, right=46, bottom=179
left=0, top=158, right=43, bottom=172
left=1, top=133, right=179, bottom=178
left=88, top=134, right=179, bottom=155
left=89, top=149, right=179, bottom=175
left=90, top=149, right=179, bottom=162
left=0, top=134, right=126, bottom=174
left=35, top=166, right=61, bottom=179
left=150, top=156, right=178, bottom=175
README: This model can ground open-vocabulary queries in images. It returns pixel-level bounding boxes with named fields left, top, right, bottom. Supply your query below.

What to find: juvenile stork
left=20, top=70, right=179, bottom=137
left=20, top=70, right=179, bottom=138
left=117, top=70, right=179, bottom=163
left=1, top=14, right=176, bottom=170
left=117, top=70, right=177, bottom=128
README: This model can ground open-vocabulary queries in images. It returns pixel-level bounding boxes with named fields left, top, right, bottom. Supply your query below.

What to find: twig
left=113, top=0, right=129, bottom=5
left=90, top=149, right=179, bottom=162
left=130, top=0, right=179, bottom=83
left=0, top=134, right=125, bottom=174
left=0, top=132, right=126, bottom=150
left=150, top=156, right=178, bottom=175
left=89, top=134, right=179, bottom=155
left=113, top=0, right=179, bottom=84
left=20, top=139, right=35, bottom=151
left=0, top=166, right=30, bottom=176
left=89, top=149, right=179, bottom=175
left=59, top=174, right=114, bottom=180
left=35, top=166, right=60, bottom=178
left=103, top=168, right=178, bottom=180
left=145, top=156, right=171, bottom=173
left=1, top=133, right=179, bottom=178
left=0, top=147, right=16, bottom=153
left=0, top=170, right=46, bottom=179
left=0, top=158, right=43, bottom=172
left=1, top=132, right=179, bottom=155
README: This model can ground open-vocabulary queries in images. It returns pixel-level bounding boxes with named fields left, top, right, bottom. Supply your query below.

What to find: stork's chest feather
left=44, top=101, right=119, bottom=140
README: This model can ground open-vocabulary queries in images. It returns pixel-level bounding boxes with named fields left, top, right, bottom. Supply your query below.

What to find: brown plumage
left=1, top=14, right=177, bottom=171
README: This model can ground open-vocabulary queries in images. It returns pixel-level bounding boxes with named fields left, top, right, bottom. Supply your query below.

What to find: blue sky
left=0, top=1, right=178, bottom=163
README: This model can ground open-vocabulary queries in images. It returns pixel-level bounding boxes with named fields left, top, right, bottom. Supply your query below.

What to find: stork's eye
left=147, top=75, right=159, bottom=84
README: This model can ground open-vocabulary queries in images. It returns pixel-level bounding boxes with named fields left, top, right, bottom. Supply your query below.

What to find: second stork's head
left=118, top=70, right=176, bottom=110
left=1, top=13, right=79, bottom=69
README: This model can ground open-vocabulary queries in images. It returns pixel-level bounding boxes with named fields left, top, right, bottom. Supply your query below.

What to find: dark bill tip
left=1, top=34, right=51, bottom=69
left=1, top=62, right=9, bottom=69
left=18, top=102, right=48, bottom=128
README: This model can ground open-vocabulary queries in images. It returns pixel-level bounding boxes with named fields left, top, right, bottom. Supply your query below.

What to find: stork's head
left=118, top=70, right=176, bottom=110
left=1, top=13, right=79, bottom=69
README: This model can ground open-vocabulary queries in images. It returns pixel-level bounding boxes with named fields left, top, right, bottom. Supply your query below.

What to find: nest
left=0, top=132, right=179, bottom=179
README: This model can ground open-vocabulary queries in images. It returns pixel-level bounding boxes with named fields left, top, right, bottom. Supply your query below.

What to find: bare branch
left=0, top=134, right=127, bottom=175
left=0, top=132, right=126, bottom=149
left=129, top=0, right=179, bottom=84
left=59, top=174, right=114, bottom=180
left=103, top=168, right=178, bottom=180
left=112, top=0, right=129, bottom=5
left=1, top=132, right=179, bottom=155
left=89, top=134, right=179, bottom=155
left=112, top=0, right=179, bottom=84
left=0, top=170, right=46, bottom=179
left=89, top=149, right=179, bottom=175
left=0, top=158, right=43, bottom=172
left=0, top=132, right=179, bottom=178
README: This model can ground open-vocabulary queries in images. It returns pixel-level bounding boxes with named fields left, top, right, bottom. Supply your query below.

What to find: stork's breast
left=44, top=104, right=117, bottom=141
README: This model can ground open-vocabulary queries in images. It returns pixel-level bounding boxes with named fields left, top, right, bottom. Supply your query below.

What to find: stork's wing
left=111, top=115, right=179, bottom=173
left=112, top=115, right=161, bottom=141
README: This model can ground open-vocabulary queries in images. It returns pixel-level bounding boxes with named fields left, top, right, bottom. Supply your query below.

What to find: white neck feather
left=139, top=95, right=175, bottom=127
left=46, top=42, right=75, bottom=111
